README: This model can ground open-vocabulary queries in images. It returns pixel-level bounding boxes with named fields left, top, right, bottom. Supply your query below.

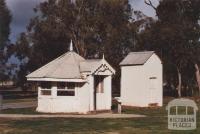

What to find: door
left=94, top=75, right=105, bottom=110
left=149, top=77, right=157, bottom=104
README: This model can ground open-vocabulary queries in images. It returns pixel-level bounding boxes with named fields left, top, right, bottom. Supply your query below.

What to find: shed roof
left=119, top=51, right=154, bottom=66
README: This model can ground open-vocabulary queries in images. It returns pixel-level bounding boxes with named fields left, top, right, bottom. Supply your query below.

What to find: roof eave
left=27, top=77, right=87, bottom=82
left=120, top=63, right=144, bottom=66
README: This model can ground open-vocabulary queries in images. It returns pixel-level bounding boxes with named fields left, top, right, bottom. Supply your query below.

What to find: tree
left=141, top=0, right=200, bottom=97
left=14, top=0, right=135, bottom=89
left=0, top=0, right=11, bottom=81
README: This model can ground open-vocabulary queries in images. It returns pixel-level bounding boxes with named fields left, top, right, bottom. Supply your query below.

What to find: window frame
left=57, top=82, right=76, bottom=96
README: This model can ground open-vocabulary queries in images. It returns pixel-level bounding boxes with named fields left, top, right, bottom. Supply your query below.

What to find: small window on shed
left=40, top=82, right=52, bottom=89
left=150, top=77, right=157, bottom=79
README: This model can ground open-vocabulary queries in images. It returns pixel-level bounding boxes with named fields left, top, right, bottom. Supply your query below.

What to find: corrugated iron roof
left=26, top=51, right=85, bottom=79
left=119, top=51, right=154, bottom=66
left=80, top=59, right=102, bottom=72
left=26, top=51, right=115, bottom=80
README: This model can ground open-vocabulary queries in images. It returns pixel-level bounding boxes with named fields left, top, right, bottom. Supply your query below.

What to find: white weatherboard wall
left=37, top=82, right=91, bottom=114
left=144, top=54, right=163, bottom=106
left=121, top=54, right=163, bottom=107
left=26, top=49, right=115, bottom=114
left=37, top=74, right=112, bottom=113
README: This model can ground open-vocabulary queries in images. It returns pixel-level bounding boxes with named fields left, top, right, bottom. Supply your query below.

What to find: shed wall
left=121, top=65, right=147, bottom=106
left=121, top=54, right=163, bottom=107
left=143, top=54, right=163, bottom=106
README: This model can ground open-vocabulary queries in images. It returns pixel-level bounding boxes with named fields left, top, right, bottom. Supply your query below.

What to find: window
left=150, top=77, right=157, bottom=79
left=41, top=90, right=51, bottom=95
left=40, top=82, right=51, bottom=89
left=57, top=90, right=75, bottom=96
left=57, top=82, right=66, bottom=89
left=57, top=82, right=75, bottom=96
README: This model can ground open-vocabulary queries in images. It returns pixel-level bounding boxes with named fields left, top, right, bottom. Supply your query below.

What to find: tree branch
left=144, top=0, right=157, bottom=10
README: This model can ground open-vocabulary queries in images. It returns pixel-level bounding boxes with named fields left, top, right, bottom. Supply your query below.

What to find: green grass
left=2, top=98, right=37, bottom=104
left=0, top=97, right=200, bottom=134
left=0, top=117, right=199, bottom=134
left=0, top=107, right=39, bottom=115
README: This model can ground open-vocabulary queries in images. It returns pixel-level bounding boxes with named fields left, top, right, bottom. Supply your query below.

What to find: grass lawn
left=2, top=98, right=37, bottom=104
left=0, top=107, right=39, bottom=115
left=0, top=97, right=200, bottom=134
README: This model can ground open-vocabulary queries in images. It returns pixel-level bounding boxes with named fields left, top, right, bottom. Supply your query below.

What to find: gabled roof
left=80, top=59, right=102, bottom=73
left=26, top=51, right=85, bottom=79
left=119, top=51, right=154, bottom=66
left=80, top=59, right=115, bottom=74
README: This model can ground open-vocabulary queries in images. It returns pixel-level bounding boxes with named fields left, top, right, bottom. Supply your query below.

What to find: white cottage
left=26, top=42, right=115, bottom=113
left=120, top=51, right=163, bottom=107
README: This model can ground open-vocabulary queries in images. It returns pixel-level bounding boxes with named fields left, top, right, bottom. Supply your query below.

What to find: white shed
left=26, top=41, right=115, bottom=113
left=120, top=51, right=163, bottom=107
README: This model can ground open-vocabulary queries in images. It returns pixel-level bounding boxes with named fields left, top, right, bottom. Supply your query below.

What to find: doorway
left=149, top=77, right=158, bottom=105
left=94, top=75, right=105, bottom=110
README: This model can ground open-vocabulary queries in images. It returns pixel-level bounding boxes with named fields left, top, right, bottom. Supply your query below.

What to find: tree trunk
left=176, top=67, right=182, bottom=97
left=194, top=63, right=200, bottom=95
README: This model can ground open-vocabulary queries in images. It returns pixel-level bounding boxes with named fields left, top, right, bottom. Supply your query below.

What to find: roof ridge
left=129, top=51, right=154, bottom=54
left=83, top=59, right=102, bottom=62
left=72, top=52, right=82, bottom=78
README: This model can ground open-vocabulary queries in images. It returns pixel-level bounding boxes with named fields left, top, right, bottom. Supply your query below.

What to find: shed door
left=149, top=77, right=157, bottom=103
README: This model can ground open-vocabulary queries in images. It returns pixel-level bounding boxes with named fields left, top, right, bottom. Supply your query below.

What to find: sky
left=5, top=0, right=159, bottom=43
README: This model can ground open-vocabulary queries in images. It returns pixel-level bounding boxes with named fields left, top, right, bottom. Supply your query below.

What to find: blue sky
left=6, top=0, right=159, bottom=43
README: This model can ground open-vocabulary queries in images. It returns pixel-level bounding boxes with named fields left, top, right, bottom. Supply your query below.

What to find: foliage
left=14, top=0, right=136, bottom=89
left=12, top=0, right=200, bottom=96
left=0, top=0, right=12, bottom=81
left=0, top=0, right=11, bottom=49
left=138, top=0, right=200, bottom=96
